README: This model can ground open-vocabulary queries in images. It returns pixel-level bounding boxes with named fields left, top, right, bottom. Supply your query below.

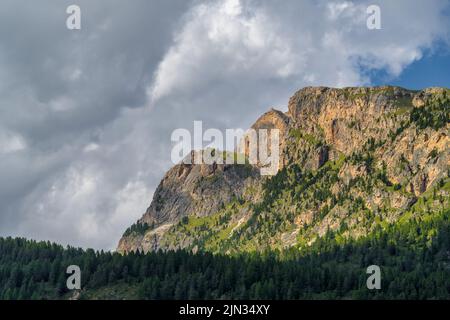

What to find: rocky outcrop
left=287, top=86, right=413, bottom=155
left=241, top=108, right=290, bottom=172
left=118, top=86, right=449, bottom=254
left=117, top=151, right=259, bottom=253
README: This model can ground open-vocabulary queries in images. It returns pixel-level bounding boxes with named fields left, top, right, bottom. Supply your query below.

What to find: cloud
left=150, top=0, right=302, bottom=102
left=0, top=0, right=449, bottom=250
left=0, top=0, right=193, bottom=249
left=18, top=161, right=152, bottom=249
left=150, top=0, right=450, bottom=125
left=0, top=129, right=27, bottom=154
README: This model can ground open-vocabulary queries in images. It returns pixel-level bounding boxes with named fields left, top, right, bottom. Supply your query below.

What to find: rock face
left=241, top=108, right=290, bottom=173
left=118, top=86, right=449, bottom=254
left=117, top=152, right=259, bottom=253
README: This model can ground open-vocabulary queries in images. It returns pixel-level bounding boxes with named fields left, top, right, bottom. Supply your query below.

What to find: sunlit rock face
left=118, top=86, right=449, bottom=254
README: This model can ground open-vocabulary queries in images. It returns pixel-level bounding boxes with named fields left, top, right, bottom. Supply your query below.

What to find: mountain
left=1, top=86, right=449, bottom=300
left=118, top=86, right=449, bottom=255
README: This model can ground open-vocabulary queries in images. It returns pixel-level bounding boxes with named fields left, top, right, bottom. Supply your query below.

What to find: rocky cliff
left=118, top=86, right=449, bottom=254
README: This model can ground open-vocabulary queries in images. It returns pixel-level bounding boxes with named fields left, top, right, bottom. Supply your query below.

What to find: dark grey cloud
left=0, top=0, right=193, bottom=248
left=0, top=0, right=449, bottom=250
left=0, top=0, right=191, bottom=141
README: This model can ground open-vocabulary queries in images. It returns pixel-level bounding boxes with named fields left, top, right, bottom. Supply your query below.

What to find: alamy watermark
left=171, top=121, right=280, bottom=176
left=366, top=265, right=381, bottom=290
left=366, top=5, right=381, bottom=30
left=65, top=4, right=379, bottom=31
left=66, top=5, right=81, bottom=30
left=66, top=265, right=81, bottom=290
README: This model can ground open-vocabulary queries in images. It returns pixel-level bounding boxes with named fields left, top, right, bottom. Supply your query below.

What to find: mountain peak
left=118, top=86, right=449, bottom=254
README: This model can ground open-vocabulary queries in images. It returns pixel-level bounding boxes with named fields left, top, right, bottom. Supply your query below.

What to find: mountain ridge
left=118, top=86, right=449, bottom=254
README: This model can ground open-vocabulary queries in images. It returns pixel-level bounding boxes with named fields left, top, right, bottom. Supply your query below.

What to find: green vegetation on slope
left=1, top=206, right=450, bottom=300
left=410, top=89, right=449, bottom=131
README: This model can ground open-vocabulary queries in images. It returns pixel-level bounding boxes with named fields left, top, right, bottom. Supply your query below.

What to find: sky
left=381, top=48, right=450, bottom=89
left=0, top=0, right=449, bottom=250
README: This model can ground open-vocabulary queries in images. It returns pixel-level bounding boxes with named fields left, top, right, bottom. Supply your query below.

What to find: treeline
left=409, top=90, right=449, bottom=131
left=1, top=208, right=450, bottom=300
left=123, top=222, right=151, bottom=237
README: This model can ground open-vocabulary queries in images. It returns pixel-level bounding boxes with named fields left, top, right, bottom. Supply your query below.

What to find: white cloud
left=19, top=163, right=151, bottom=250
left=83, top=143, right=100, bottom=153
left=152, top=0, right=449, bottom=98
left=0, top=130, right=27, bottom=154
left=150, top=0, right=301, bottom=102
left=327, top=1, right=357, bottom=20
